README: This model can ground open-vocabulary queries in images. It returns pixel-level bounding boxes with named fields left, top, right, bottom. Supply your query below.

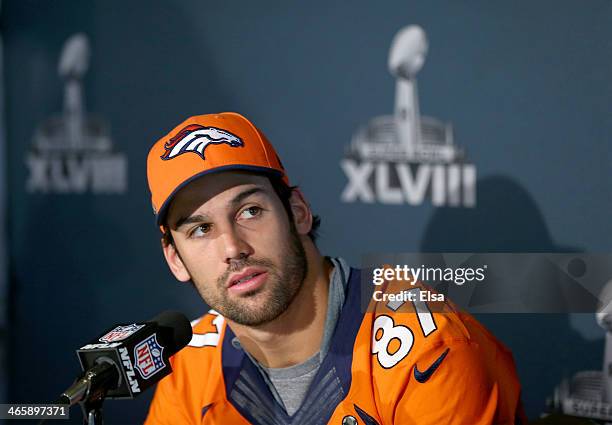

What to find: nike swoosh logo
left=413, top=347, right=450, bottom=383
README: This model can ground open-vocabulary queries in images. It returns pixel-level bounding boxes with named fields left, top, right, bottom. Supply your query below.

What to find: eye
left=189, top=223, right=212, bottom=238
left=240, top=206, right=262, bottom=219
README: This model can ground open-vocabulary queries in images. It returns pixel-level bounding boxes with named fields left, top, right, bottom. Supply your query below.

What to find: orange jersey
left=145, top=268, right=526, bottom=425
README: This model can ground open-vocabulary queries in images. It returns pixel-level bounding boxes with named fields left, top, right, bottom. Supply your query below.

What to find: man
left=144, top=112, right=526, bottom=424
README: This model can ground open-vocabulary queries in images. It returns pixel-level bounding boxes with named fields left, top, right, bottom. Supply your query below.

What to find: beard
left=189, top=223, right=308, bottom=326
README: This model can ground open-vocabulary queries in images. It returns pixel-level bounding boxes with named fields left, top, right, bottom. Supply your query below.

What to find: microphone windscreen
left=150, top=310, right=193, bottom=355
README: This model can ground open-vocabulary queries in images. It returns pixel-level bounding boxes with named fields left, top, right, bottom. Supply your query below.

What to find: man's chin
left=221, top=299, right=289, bottom=327
left=224, top=309, right=282, bottom=327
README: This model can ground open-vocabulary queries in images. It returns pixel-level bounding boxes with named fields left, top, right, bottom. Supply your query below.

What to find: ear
left=288, top=188, right=313, bottom=236
left=161, top=238, right=192, bottom=282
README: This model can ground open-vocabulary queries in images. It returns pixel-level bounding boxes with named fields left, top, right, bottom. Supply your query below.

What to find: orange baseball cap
left=147, top=112, right=289, bottom=226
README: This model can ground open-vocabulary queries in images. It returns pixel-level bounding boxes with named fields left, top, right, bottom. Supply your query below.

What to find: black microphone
left=59, top=311, right=192, bottom=406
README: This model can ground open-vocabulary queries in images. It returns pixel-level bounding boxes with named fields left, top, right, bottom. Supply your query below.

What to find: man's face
left=163, top=172, right=308, bottom=326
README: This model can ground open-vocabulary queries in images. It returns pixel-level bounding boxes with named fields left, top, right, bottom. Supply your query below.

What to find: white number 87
left=372, top=288, right=437, bottom=368
left=372, top=315, right=414, bottom=368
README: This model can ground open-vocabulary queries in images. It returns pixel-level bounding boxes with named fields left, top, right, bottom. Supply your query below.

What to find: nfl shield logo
left=99, top=324, right=145, bottom=343
left=134, top=334, right=166, bottom=379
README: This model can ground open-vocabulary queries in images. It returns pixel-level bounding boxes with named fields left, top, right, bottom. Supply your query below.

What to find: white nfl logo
left=99, top=324, right=145, bottom=343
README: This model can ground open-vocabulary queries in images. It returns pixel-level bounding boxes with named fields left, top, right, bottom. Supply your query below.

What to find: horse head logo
left=161, top=124, right=244, bottom=160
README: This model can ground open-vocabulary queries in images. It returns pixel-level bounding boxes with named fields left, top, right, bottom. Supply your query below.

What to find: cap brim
left=156, top=165, right=284, bottom=227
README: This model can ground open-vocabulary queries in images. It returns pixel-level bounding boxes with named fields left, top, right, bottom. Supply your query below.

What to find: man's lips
left=227, top=267, right=267, bottom=288
left=226, top=268, right=268, bottom=295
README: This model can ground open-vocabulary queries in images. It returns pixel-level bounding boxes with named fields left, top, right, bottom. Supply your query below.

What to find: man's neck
left=227, top=250, right=333, bottom=368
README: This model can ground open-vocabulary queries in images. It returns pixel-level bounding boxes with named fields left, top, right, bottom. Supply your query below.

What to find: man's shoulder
left=154, top=310, right=228, bottom=405
left=189, top=309, right=227, bottom=346
left=145, top=310, right=234, bottom=424
left=360, top=279, right=513, bottom=372
left=341, top=266, right=507, bottom=353
left=169, top=309, right=226, bottom=374
left=355, top=282, right=522, bottom=418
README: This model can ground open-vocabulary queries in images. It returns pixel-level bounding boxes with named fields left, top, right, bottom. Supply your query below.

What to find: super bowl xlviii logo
left=341, top=26, right=476, bottom=207
left=25, top=33, right=127, bottom=194
left=134, top=334, right=166, bottom=379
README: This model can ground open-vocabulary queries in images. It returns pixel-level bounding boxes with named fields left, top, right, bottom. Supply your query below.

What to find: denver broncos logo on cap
left=160, top=124, right=244, bottom=161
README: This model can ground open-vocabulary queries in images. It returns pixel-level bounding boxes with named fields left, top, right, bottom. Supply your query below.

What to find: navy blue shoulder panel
left=322, top=267, right=364, bottom=393
left=221, top=324, right=245, bottom=395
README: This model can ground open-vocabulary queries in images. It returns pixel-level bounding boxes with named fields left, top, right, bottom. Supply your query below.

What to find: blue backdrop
left=2, top=1, right=612, bottom=423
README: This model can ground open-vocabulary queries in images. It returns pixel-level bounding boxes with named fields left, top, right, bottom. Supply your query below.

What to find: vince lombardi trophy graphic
left=34, top=33, right=111, bottom=153
left=597, top=282, right=612, bottom=404
left=388, top=26, right=427, bottom=160
left=341, top=25, right=475, bottom=207
left=59, top=33, right=89, bottom=150
left=547, top=280, right=612, bottom=422
left=27, top=33, right=126, bottom=194
left=348, top=25, right=460, bottom=163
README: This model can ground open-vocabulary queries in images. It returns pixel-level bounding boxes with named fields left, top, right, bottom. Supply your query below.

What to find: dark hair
left=161, top=176, right=321, bottom=247
left=269, top=176, right=321, bottom=241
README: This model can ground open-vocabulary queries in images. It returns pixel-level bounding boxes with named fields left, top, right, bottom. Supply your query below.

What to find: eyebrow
left=173, top=187, right=267, bottom=230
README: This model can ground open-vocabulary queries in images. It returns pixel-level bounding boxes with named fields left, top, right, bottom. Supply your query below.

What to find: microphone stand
left=59, top=360, right=120, bottom=425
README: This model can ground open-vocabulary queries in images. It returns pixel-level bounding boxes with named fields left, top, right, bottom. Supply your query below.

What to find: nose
left=220, top=225, right=253, bottom=264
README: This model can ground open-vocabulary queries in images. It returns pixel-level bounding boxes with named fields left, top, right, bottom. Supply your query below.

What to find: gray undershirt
left=231, top=256, right=350, bottom=416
